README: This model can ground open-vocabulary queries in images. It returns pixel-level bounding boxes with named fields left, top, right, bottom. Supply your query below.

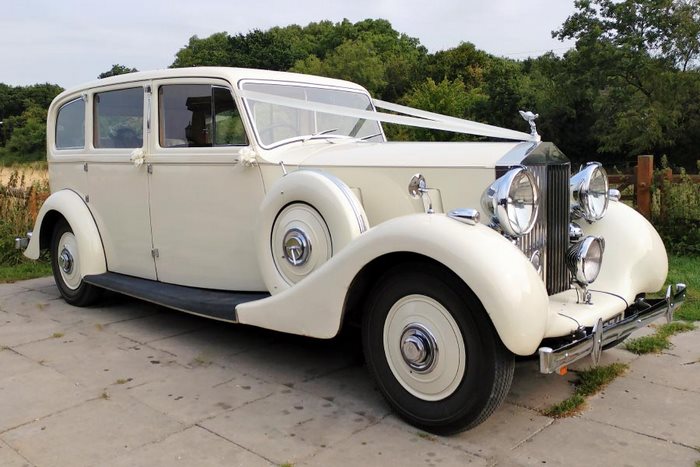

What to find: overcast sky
left=1, top=0, right=576, bottom=89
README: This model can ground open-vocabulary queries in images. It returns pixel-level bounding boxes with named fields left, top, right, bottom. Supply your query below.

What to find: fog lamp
left=566, top=236, right=605, bottom=285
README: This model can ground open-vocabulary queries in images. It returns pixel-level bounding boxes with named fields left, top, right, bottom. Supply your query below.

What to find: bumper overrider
left=539, top=283, right=687, bottom=374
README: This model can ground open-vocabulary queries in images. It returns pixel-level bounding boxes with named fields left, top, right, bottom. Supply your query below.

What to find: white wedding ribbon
left=238, top=89, right=534, bottom=142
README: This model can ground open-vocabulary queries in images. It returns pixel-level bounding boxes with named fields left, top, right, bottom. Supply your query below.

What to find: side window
left=213, top=86, right=247, bottom=145
left=93, top=88, right=144, bottom=148
left=159, top=84, right=247, bottom=148
left=56, top=98, right=85, bottom=149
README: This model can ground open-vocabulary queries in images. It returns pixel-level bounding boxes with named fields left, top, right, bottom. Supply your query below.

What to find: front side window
left=56, top=98, right=85, bottom=149
left=94, top=88, right=144, bottom=148
left=159, top=84, right=247, bottom=148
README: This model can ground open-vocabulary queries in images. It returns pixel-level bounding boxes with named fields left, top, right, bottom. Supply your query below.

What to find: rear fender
left=25, top=189, right=107, bottom=276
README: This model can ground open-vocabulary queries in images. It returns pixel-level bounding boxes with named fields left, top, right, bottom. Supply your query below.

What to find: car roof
left=58, top=67, right=368, bottom=96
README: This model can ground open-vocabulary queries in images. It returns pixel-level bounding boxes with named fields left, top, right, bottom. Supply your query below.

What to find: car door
left=86, top=84, right=157, bottom=280
left=147, top=79, right=266, bottom=291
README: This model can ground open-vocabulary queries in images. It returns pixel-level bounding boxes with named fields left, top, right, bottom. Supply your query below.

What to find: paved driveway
left=1, top=277, right=699, bottom=466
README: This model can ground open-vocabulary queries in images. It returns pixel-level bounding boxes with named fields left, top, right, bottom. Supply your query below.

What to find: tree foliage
left=98, top=64, right=138, bottom=79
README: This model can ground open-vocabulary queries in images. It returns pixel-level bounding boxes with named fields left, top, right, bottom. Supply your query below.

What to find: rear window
left=93, top=88, right=144, bottom=148
left=55, top=98, right=85, bottom=149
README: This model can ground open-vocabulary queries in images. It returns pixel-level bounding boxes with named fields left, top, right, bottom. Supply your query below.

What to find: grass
left=0, top=260, right=52, bottom=283
left=666, top=255, right=700, bottom=322
left=625, top=321, right=697, bottom=354
left=543, top=363, right=628, bottom=418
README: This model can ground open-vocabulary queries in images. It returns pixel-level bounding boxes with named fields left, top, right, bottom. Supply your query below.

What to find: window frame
left=55, top=96, right=87, bottom=151
left=92, top=86, right=146, bottom=150
left=156, top=81, right=248, bottom=150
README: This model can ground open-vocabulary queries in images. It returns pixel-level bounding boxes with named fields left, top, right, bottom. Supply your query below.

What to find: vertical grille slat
left=545, top=163, right=570, bottom=295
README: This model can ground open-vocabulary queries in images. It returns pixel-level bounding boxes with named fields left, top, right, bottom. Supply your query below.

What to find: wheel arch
left=342, top=252, right=486, bottom=330
left=25, top=189, right=107, bottom=277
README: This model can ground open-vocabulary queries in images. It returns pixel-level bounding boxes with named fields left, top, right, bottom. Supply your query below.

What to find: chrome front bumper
left=539, top=283, right=687, bottom=374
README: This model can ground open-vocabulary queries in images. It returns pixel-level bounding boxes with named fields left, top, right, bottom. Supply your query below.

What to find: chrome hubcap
left=400, top=324, right=438, bottom=373
left=58, top=247, right=74, bottom=274
left=283, top=228, right=310, bottom=266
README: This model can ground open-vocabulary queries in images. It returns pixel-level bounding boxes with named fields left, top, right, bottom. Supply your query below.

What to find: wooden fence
left=608, top=155, right=700, bottom=219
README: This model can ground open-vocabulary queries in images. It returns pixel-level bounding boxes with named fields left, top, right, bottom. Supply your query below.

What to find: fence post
left=636, top=155, right=653, bottom=219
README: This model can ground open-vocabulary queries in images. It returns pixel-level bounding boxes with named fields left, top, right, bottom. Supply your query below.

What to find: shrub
left=0, top=167, right=49, bottom=266
left=651, top=161, right=700, bottom=256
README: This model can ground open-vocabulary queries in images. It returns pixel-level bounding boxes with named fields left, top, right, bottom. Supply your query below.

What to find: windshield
left=241, top=82, right=384, bottom=147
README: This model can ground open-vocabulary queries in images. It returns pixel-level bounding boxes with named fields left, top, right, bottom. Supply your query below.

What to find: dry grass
left=0, top=165, right=52, bottom=281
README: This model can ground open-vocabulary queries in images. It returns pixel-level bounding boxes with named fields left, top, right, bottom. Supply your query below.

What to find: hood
left=261, top=140, right=538, bottom=170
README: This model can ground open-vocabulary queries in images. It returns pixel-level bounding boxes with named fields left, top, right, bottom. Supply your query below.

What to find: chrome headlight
left=481, top=167, right=539, bottom=237
left=567, top=236, right=605, bottom=285
left=570, top=162, right=609, bottom=222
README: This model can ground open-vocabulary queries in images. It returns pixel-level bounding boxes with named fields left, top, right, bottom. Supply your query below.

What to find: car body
left=19, top=67, right=686, bottom=434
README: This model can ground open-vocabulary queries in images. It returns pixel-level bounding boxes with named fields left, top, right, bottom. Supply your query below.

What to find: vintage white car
left=18, top=67, right=685, bottom=434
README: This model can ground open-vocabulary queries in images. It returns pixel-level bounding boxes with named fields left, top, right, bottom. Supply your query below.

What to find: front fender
left=237, top=213, right=549, bottom=355
left=25, top=189, right=107, bottom=277
left=582, top=201, right=667, bottom=300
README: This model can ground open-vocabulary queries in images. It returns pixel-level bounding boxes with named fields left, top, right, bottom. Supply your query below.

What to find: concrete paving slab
left=437, top=403, right=553, bottom=460
left=507, top=359, right=577, bottom=411
left=294, top=365, right=391, bottom=423
left=0, top=439, right=30, bottom=467
left=1, top=393, right=185, bottom=467
left=625, top=349, right=700, bottom=393
left=582, top=375, right=700, bottom=447
left=507, top=417, right=700, bottom=466
left=13, top=327, right=182, bottom=391
left=0, top=347, right=43, bottom=376
left=301, top=419, right=487, bottom=466
left=0, top=305, right=78, bottom=348
left=146, top=323, right=275, bottom=368
left=104, top=309, right=212, bottom=345
left=224, top=333, right=361, bottom=387
left=106, top=426, right=273, bottom=467
left=0, top=282, right=30, bottom=299
left=126, top=364, right=276, bottom=425
left=200, top=388, right=374, bottom=465
left=0, top=366, right=92, bottom=433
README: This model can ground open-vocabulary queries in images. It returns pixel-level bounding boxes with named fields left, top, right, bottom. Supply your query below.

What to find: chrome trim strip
left=321, top=172, right=369, bottom=233
left=447, top=208, right=481, bottom=226
left=539, top=283, right=687, bottom=374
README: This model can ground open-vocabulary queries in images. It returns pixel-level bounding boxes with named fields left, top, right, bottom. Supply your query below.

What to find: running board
left=83, top=272, right=269, bottom=322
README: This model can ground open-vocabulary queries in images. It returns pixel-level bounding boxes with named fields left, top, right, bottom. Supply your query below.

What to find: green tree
left=554, top=0, right=700, bottom=167
left=172, top=33, right=234, bottom=67
left=2, top=105, right=48, bottom=162
left=98, top=64, right=138, bottom=79
left=392, top=78, right=487, bottom=141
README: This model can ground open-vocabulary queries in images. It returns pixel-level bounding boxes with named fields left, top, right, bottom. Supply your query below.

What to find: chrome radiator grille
left=544, top=163, right=571, bottom=295
left=512, top=162, right=571, bottom=295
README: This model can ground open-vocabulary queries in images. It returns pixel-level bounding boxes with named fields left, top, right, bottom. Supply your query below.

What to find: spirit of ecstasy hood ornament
left=519, top=110, right=540, bottom=141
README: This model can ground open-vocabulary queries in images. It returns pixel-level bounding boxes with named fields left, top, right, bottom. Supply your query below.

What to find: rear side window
left=94, top=88, right=144, bottom=148
left=56, top=98, right=85, bottom=149
left=159, top=84, right=247, bottom=148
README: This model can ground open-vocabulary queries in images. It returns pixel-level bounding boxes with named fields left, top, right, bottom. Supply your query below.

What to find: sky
left=1, top=0, right=576, bottom=89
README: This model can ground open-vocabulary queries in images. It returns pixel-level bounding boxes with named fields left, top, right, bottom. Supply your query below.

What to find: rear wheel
left=362, top=262, right=514, bottom=434
left=50, top=220, right=101, bottom=306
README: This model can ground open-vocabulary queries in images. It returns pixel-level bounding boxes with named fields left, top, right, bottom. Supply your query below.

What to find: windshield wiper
left=303, top=128, right=338, bottom=142
left=359, top=132, right=383, bottom=141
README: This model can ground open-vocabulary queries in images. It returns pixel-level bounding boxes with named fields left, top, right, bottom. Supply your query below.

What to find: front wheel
left=50, top=220, right=102, bottom=306
left=362, top=263, right=514, bottom=434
